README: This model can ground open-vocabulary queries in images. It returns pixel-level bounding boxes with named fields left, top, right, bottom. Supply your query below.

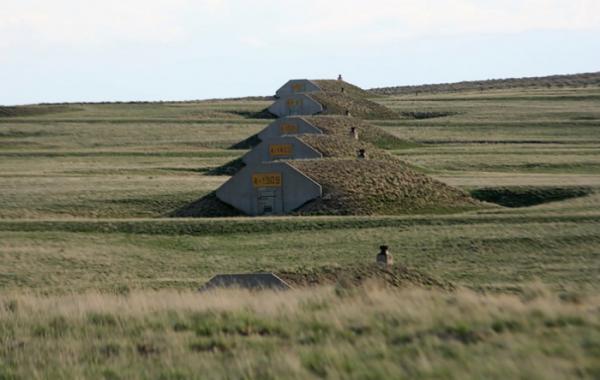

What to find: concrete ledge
left=199, top=273, right=292, bottom=291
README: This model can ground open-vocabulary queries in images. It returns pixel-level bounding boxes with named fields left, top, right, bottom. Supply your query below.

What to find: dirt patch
left=309, top=93, right=397, bottom=120
left=229, top=134, right=261, bottom=150
left=401, top=111, right=459, bottom=119
left=277, top=264, right=454, bottom=290
left=290, top=159, right=482, bottom=215
left=169, top=192, right=243, bottom=217
left=206, top=158, right=245, bottom=176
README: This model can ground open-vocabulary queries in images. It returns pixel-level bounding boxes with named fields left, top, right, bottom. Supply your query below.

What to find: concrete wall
left=268, top=94, right=323, bottom=117
left=216, top=162, right=321, bottom=216
left=258, top=117, right=323, bottom=141
left=275, top=79, right=321, bottom=98
left=242, top=136, right=323, bottom=166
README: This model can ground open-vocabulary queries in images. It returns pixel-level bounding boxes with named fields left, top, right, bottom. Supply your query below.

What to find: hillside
left=370, top=71, right=600, bottom=95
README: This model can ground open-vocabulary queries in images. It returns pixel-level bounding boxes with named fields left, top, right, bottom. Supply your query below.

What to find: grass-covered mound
left=229, top=116, right=409, bottom=151
left=302, top=116, right=408, bottom=149
left=312, top=80, right=374, bottom=99
left=278, top=263, right=454, bottom=290
left=291, top=159, right=482, bottom=215
left=298, top=135, right=395, bottom=161
left=309, top=92, right=397, bottom=119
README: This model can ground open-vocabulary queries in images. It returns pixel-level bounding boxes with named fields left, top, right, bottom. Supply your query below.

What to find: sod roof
left=289, top=158, right=482, bottom=215
left=277, top=264, right=454, bottom=290
left=311, top=80, right=373, bottom=99
left=297, top=135, right=393, bottom=161
left=300, top=116, right=405, bottom=149
left=229, top=116, right=407, bottom=151
left=308, top=92, right=397, bottom=120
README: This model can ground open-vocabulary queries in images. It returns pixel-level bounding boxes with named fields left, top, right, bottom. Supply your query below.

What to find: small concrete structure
left=268, top=94, right=323, bottom=117
left=200, top=273, right=292, bottom=291
left=258, top=117, right=323, bottom=141
left=216, top=162, right=322, bottom=216
left=275, top=79, right=321, bottom=98
left=242, top=136, right=323, bottom=166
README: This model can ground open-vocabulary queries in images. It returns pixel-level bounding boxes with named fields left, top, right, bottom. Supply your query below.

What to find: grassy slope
left=1, top=86, right=600, bottom=378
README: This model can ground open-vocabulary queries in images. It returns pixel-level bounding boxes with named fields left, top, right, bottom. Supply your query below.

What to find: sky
left=1, top=0, right=599, bottom=105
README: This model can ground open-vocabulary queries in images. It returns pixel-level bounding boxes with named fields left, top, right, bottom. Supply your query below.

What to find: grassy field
left=1, top=86, right=600, bottom=378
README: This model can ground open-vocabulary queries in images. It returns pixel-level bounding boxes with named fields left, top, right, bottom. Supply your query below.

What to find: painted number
left=287, top=98, right=303, bottom=107
left=252, top=173, right=282, bottom=188
left=269, top=144, right=293, bottom=157
left=291, top=83, right=305, bottom=92
left=280, top=124, right=299, bottom=134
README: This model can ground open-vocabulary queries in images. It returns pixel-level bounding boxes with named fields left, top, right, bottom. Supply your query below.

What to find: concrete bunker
left=268, top=94, right=323, bottom=117
left=216, top=162, right=322, bottom=216
left=275, top=79, right=322, bottom=98
left=242, top=136, right=323, bottom=166
left=275, top=79, right=372, bottom=99
left=258, top=117, right=323, bottom=141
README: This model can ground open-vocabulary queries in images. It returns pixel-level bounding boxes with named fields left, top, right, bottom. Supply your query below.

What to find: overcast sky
left=1, top=0, right=599, bottom=105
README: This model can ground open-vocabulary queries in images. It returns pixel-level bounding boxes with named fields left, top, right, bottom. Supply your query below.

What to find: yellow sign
left=291, top=83, right=305, bottom=92
left=287, top=98, right=303, bottom=107
left=280, top=123, right=299, bottom=134
left=252, top=173, right=282, bottom=188
left=269, top=144, right=293, bottom=157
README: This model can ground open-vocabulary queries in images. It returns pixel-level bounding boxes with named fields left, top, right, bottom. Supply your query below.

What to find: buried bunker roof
left=288, top=158, right=484, bottom=216
left=235, top=116, right=406, bottom=151
left=300, top=116, right=405, bottom=148
left=309, top=92, right=397, bottom=119
left=275, top=79, right=373, bottom=99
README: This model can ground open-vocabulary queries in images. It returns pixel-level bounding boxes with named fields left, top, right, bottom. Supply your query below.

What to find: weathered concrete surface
left=216, top=162, right=322, bottom=216
left=258, top=117, right=323, bottom=141
left=268, top=94, right=323, bottom=117
left=242, top=136, right=323, bottom=166
left=275, top=79, right=321, bottom=98
left=200, top=273, right=292, bottom=291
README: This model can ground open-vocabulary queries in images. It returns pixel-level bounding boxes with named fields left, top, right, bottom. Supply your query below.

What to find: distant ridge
left=369, top=71, right=600, bottom=95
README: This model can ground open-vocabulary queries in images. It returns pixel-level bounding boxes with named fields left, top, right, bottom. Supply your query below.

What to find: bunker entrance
left=256, top=189, right=282, bottom=215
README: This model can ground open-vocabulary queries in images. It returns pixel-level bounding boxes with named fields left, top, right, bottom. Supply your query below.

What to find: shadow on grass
left=470, top=186, right=594, bottom=208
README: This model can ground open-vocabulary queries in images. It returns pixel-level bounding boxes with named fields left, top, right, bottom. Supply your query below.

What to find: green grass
left=1, top=86, right=600, bottom=378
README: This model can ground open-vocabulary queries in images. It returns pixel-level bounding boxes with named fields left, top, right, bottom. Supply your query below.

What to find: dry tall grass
left=1, top=285, right=598, bottom=379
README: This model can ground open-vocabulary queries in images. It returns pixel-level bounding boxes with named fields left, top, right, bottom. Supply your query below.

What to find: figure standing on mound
left=377, top=245, right=393, bottom=268
left=338, top=74, right=343, bottom=81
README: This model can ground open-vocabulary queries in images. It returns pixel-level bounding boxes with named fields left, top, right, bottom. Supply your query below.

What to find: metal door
left=257, top=189, right=278, bottom=215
